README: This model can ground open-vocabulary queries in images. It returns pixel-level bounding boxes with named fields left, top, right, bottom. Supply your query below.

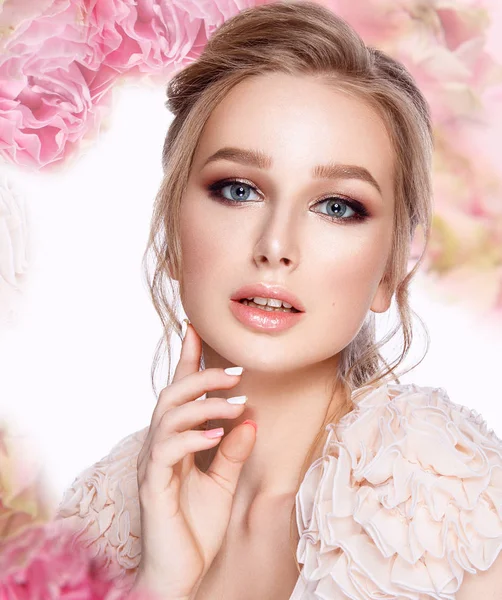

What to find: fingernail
left=181, top=318, right=190, bottom=340
left=243, top=420, right=257, bottom=432
left=204, top=427, right=224, bottom=439
left=227, top=395, right=247, bottom=404
left=224, top=366, right=244, bottom=376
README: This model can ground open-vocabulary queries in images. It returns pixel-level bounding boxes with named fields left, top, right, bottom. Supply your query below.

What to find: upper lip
left=231, top=283, right=306, bottom=312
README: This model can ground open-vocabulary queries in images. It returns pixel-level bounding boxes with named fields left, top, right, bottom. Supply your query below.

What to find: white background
left=0, top=12, right=501, bottom=509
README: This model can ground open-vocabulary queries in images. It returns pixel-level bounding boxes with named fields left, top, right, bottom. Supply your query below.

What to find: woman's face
left=179, top=72, right=396, bottom=373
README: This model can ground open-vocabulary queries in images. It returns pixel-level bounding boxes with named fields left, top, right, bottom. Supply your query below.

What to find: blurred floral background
left=0, top=0, right=501, bottom=595
left=0, top=420, right=136, bottom=598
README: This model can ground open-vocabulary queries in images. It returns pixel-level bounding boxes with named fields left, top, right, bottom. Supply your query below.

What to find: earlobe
left=370, top=282, right=393, bottom=314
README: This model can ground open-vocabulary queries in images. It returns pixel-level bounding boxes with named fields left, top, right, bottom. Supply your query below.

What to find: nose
left=252, top=210, right=299, bottom=271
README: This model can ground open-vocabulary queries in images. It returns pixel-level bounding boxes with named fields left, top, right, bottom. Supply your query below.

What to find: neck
left=199, top=343, right=352, bottom=511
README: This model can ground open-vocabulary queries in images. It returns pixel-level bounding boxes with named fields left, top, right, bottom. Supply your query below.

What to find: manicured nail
left=224, top=366, right=244, bottom=376
left=181, top=318, right=190, bottom=340
left=227, top=395, right=247, bottom=404
left=243, top=420, right=257, bottom=432
left=204, top=427, right=224, bottom=439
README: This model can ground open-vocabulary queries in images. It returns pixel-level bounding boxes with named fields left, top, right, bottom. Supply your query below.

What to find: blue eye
left=315, top=196, right=369, bottom=221
left=207, top=180, right=260, bottom=203
left=206, top=179, right=369, bottom=223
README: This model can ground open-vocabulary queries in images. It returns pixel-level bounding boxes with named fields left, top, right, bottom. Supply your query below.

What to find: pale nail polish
left=204, top=428, right=224, bottom=438
left=224, top=366, right=244, bottom=376
left=227, top=395, right=247, bottom=405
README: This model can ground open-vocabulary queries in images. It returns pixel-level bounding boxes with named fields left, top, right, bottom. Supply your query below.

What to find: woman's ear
left=370, top=279, right=393, bottom=314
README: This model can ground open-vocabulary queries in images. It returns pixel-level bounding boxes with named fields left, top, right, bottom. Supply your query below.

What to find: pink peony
left=314, top=0, right=411, bottom=45
left=0, top=0, right=117, bottom=170
left=0, top=0, right=55, bottom=39
left=435, top=0, right=493, bottom=52
left=0, top=520, right=141, bottom=600
left=0, top=418, right=155, bottom=599
left=0, top=0, right=261, bottom=170
left=79, top=0, right=261, bottom=83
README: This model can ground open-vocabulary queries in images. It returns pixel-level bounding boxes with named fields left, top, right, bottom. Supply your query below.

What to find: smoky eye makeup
left=204, top=176, right=372, bottom=224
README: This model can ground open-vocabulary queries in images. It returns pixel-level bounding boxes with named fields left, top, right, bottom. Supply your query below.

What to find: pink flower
left=0, top=0, right=117, bottom=170
left=80, top=0, right=259, bottom=83
left=397, top=32, right=502, bottom=123
left=436, top=1, right=491, bottom=52
left=0, top=520, right=141, bottom=600
left=0, top=0, right=55, bottom=38
left=0, top=419, right=154, bottom=599
left=314, top=0, right=411, bottom=45
left=0, top=0, right=260, bottom=170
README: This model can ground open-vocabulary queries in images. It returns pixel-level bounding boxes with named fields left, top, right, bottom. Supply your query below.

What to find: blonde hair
left=142, top=0, right=434, bottom=576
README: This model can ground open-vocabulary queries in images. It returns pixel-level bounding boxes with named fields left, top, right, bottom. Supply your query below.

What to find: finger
left=151, top=370, right=244, bottom=431
left=172, top=321, right=201, bottom=384
left=155, top=397, right=245, bottom=440
left=140, top=429, right=227, bottom=497
left=170, top=320, right=204, bottom=434
left=205, top=422, right=257, bottom=497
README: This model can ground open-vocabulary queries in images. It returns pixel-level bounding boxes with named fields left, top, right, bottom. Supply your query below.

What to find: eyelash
left=206, top=178, right=370, bottom=224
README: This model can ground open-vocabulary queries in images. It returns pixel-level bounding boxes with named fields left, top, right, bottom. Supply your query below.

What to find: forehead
left=193, top=72, right=395, bottom=202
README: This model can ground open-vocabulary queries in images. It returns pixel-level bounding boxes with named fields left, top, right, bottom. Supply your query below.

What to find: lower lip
left=229, top=300, right=305, bottom=332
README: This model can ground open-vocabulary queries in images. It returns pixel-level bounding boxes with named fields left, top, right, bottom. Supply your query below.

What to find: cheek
left=179, top=202, right=236, bottom=302
left=301, top=229, right=390, bottom=359
left=316, top=227, right=391, bottom=315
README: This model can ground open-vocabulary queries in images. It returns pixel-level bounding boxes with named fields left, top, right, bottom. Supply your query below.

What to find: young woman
left=55, top=2, right=502, bottom=599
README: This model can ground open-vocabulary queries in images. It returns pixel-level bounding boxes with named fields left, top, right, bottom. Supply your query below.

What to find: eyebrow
left=202, top=146, right=383, bottom=196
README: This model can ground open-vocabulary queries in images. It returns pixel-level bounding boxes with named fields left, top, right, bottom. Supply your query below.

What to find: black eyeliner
left=206, top=178, right=370, bottom=223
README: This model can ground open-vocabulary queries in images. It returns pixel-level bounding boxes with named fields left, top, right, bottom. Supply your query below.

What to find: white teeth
left=268, top=298, right=285, bottom=308
left=245, top=296, right=294, bottom=309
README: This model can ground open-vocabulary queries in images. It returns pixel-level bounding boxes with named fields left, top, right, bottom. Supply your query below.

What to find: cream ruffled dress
left=54, top=383, right=502, bottom=599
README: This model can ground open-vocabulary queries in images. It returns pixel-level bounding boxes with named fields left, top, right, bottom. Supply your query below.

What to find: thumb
left=205, top=422, right=257, bottom=494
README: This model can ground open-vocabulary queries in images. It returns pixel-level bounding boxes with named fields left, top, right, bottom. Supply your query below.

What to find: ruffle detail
left=54, top=426, right=149, bottom=596
left=290, top=383, right=502, bottom=600
left=54, top=384, right=502, bottom=600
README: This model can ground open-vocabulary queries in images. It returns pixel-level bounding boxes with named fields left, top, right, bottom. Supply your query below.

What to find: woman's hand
left=131, top=322, right=257, bottom=600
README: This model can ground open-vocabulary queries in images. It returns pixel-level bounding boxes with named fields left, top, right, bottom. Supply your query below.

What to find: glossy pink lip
left=229, top=299, right=305, bottom=332
left=230, top=283, right=305, bottom=312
